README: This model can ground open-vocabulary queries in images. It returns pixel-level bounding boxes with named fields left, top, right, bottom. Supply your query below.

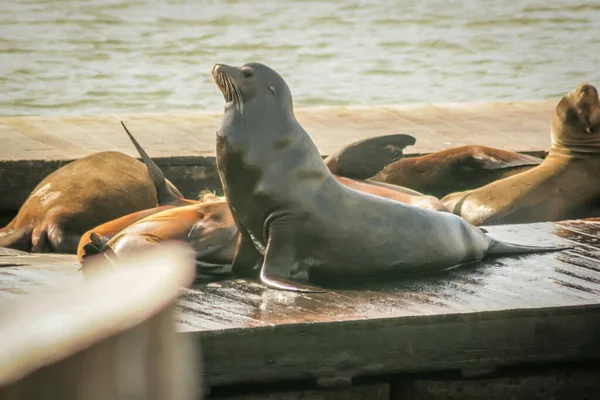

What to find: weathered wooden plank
left=391, top=367, right=600, bottom=400
left=194, top=304, right=600, bottom=389
left=212, top=383, right=390, bottom=400
left=0, top=101, right=557, bottom=162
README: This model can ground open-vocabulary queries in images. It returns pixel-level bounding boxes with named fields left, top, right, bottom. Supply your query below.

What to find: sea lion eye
left=243, top=69, right=253, bottom=78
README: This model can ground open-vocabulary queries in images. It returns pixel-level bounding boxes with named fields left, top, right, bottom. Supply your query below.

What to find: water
left=1, top=0, right=599, bottom=117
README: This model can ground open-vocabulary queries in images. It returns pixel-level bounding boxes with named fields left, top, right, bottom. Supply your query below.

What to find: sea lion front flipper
left=188, top=219, right=238, bottom=260
left=325, top=134, right=417, bottom=179
left=259, top=229, right=325, bottom=293
left=120, top=121, right=184, bottom=204
left=231, top=231, right=263, bottom=278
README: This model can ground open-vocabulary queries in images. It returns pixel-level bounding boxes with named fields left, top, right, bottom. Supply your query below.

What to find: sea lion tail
left=120, top=121, right=181, bottom=206
left=0, top=228, right=31, bottom=251
left=487, top=239, right=571, bottom=256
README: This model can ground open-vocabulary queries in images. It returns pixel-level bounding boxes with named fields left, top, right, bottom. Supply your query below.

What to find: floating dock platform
left=2, top=100, right=600, bottom=399
left=1, top=221, right=600, bottom=399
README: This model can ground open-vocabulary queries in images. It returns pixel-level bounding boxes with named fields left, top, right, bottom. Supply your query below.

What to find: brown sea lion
left=0, top=151, right=184, bottom=254
left=212, top=61, right=564, bottom=292
left=77, top=205, right=176, bottom=263
left=442, top=83, right=600, bottom=226
left=368, top=145, right=544, bottom=198
left=80, top=195, right=237, bottom=278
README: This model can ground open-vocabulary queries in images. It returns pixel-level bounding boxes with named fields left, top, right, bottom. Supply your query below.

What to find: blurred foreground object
left=0, top=242, right=201, bottom=400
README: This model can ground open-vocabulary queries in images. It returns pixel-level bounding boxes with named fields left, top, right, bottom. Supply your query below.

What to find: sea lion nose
left=212, top=64, right=221, bottom=78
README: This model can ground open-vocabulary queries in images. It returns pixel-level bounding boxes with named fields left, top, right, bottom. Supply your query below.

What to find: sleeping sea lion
left=0, top=151, right=184, bottom=254
left=80, top=195, right=237, bottom=278
left=368, top=145, right=544, bottom=198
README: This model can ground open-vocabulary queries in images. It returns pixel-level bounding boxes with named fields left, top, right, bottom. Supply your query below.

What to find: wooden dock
left=0, top=99, right=557, bottom=214
left=0, top=100, right=557, bottom=161
left=3, top=100, right=600, bottom=398
left=2, top=219, right=600, bottom=399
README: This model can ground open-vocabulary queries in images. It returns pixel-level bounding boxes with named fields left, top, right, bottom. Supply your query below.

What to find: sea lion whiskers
left=214, top=68, right=233, bottom=103
left=227, top=74, right=244, bottom=115
left=223, top=74, right=233, bottom=103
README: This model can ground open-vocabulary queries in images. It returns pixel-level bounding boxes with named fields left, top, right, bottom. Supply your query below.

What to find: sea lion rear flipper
left=325, top=134, right=416, bottom=179
left=120, top=121, right=184, bottom=205
left=81, top=232, right=118, bottom=263
left=465, top=149, right=543, bottom=170
left=259, top=230, right=325, bottom=293
left=486, top=238, right=571, bottom=256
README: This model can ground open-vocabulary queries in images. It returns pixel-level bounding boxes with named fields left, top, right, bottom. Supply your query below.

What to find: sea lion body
left=212, top=62, right=563, bottom=291
left=77, top=205, right=176, bottom=263
left=81, top=200, right=237, bottom=275
left=442, top=83, right=600, bottom=225
left=0, top=151, right=183, bottom=253
left=369, top=145, right=544, bottom=198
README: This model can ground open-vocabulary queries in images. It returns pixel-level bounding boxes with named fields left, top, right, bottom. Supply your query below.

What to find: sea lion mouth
left=212, top=64, right=244, bottom=114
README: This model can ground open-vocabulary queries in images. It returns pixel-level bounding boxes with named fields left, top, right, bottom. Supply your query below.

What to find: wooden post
left=0, top=242, right=201, bottom=400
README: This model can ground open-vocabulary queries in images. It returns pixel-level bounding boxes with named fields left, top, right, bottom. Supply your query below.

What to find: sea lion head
left=212, top=62, right=293, bottom=116
left=551, top=83, right=600, bottom=152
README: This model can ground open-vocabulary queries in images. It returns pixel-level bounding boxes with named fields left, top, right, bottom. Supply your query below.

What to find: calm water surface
left=1, top=0, right=600, bottom=116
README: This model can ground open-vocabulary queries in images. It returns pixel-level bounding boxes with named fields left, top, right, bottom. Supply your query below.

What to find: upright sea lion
left=442, top=83, right=600, bottom=226
left=368, top=145, right=544, bottom=198
left=0, top=151, right=184, bottom=254
left=212, top=62, right=564, bottom=292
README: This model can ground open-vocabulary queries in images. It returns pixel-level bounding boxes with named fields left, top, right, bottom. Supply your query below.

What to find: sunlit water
left=1, top=0, right=599, bottom=116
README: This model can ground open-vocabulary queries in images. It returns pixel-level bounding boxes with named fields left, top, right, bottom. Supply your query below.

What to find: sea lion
left=442, top=83, right=600, bottom=226
left=324, top=134, right=416, bottom=179
left=77, top=205, right=176, bottom=263
left=80, top=195, right=237, bottom=277
left=368, top=145, right=544, bottom=198
left=76, top=122, right=200, bottom=262
left=0, top=150, right=185, bottom=254
left=211, top=61, right=564, bottom=292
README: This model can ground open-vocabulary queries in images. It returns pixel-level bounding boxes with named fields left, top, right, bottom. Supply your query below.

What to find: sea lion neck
left=218, top=95, right=297, bottom=144
left=549, top=86, right=600, bottom=158
left=549, top=125, right=600, bottom=158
